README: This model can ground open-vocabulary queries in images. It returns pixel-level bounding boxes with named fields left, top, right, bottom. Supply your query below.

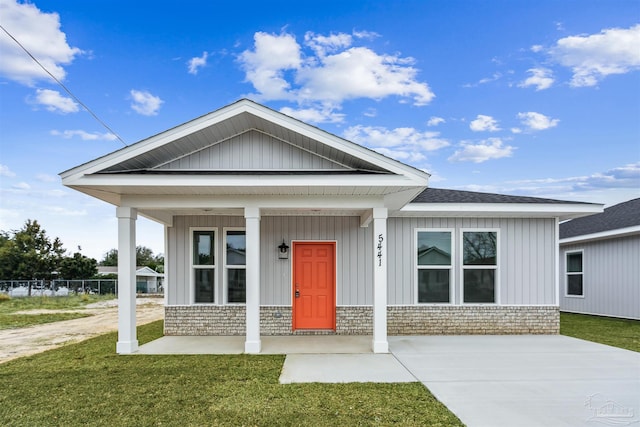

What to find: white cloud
left=188, top=51, right=208, bottom=75
left=280, top=105, right=345, bottom=123
left=344, top=125, right=449, bottom=151
left=511, top=127, right=522, bottom=134
left=36, top=173, right=57, bottom=182
left=50, top=129, right=117, bottom=141
left=549, top=24, right=640, bottom=87
left=448, top=138, right=514, bottom=163
left=0, top=0, right=83, bottom=85
left=519, top=67, right=554, bottom=90
left=506, top=163, right=640, bottom=198
left=373, top=147, right=426, bottom=163
left=238, top=30, right=434, bottom=120
left=33, top=89, right=79, bottom=113
left=0, top=164, right=16, bottom=177
left=427, top=116, right=445, bottom=127
left=47, top=206, right=87, bottom=216
left=12, top=182, right=30, bottom=190
left=469, top=115, right=501, bottom=132
left=129, top=89, right=163, bottom=116
left=517, top=112, right=559, bottom=131
left=530, top=45, right=544, bottom=53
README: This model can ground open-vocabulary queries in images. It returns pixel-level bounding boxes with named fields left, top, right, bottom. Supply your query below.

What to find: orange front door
left=292, top=242, right=336, bottom=330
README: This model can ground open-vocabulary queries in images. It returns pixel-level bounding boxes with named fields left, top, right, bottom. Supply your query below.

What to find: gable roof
left=60, top=99, right=429, bottom=210
left=399, top=187, right=603, bottom=220
left=560, top=198, right=640, bottom=243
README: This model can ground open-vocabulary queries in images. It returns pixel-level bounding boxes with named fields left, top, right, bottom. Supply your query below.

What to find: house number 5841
left=377, top=234, right=384, bottom=266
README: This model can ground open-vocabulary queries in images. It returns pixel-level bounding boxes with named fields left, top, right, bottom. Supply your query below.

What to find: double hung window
left=192, top=229, right=216, bottom=303
left=566, top=251, right=583, bottom=296
left=416, top=231, right=452, bottom=303
left=462, top=231, right=497, bottom=303
left=225, top=229, right=246, bottom=303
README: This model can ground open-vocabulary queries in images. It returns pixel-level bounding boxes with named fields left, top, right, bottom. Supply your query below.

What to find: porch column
left=116, top=207, right=138, bottom=354
left=372, top=207, right=389, bottom=353
left=244, top=207, right=261, bottom=354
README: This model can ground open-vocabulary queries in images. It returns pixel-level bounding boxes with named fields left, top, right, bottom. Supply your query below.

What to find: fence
left=0, top=279, right=118, bottom=297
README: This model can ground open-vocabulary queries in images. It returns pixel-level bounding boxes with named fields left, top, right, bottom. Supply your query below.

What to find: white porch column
left=244, top=207, right=261, bottom=354
left=116, top=207, right=138, bottom=354
left=372, top=207, right=389, bottom=353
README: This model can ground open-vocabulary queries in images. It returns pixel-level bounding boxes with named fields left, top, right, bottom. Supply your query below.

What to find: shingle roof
left=560, top=198, right=640, bottom=239
left=411, top=187, right=589, bottom=204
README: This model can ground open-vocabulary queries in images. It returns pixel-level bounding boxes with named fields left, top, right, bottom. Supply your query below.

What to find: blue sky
left=0, top=0, right=638, bottom=260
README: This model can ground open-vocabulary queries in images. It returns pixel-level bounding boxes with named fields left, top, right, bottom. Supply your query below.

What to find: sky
left=0, top=0, right=638, bottom=261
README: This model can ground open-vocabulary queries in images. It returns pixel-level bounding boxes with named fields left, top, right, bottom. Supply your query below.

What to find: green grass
left=0, top=312, right=92, bottom=330
left=0, top=321, right=463, bottom=427
left=0, top=294, right=115, bottom=330
left=560, top=312, right=640, bottom=352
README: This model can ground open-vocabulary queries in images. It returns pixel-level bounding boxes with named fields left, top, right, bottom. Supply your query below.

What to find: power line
left=0, top=23, right=127, bottom=147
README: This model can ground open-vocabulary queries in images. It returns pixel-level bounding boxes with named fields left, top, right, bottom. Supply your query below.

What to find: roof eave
left=398, top=202, right=604, bottom=220
left=560, top=225, right=640, bottom=245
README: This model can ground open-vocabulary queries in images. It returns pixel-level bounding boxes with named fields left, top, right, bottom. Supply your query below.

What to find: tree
left=99, top=246, right=164, bottom=272
left=0, top=220, right=65, bottom=280
left=59, top=252, right=98, bottom=280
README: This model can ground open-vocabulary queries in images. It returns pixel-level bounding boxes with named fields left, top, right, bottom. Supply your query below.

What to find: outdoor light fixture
left=278, top=239, right=289, bottom=259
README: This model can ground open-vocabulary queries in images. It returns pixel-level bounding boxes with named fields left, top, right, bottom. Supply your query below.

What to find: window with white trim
left=566, top=251, right=583, bottom=296
left=192, top=229, right=216, bottom=303
left=417, top=230, right=452, bottom=303
left=462, top=231, right=497, bottom=303
left=225, top=229, right=246, bottom=303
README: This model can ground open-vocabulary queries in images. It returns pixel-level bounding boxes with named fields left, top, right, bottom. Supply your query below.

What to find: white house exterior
left=559, top=198, right=640, bottom=319
left=97, top=266, right=164, bottom=293
left=60, top=99, right=602, bottom=354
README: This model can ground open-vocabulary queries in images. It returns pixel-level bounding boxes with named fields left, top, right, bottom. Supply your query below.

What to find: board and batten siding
left=167, top=215, right=373, bottom=306
left=387, top=217, right=557, bottom=305
left=560, top=235, right=640, bottom=319
left=157, top=130, right=347, bottom=171
left=168, top=215, right=557, bottom=307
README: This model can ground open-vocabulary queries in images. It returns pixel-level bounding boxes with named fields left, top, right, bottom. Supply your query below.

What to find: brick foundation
left=164, top=305, right=558, bottom=336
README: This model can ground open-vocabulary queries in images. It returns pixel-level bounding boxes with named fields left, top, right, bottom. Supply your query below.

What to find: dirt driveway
left=0, top=298, right=164, bottom=364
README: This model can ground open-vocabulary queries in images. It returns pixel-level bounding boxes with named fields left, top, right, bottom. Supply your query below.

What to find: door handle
left=295, top=290, right=300, bottom=298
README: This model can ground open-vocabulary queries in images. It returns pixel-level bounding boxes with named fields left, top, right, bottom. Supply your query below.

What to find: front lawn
left=560, top=312, right=640, bottom=352
left=0, top=321, right=463, bottom=426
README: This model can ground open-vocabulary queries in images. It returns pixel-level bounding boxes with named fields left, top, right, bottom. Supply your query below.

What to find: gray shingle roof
left=560, top=198, right=640, bottom=239
left=411, top=187, right=589, bottom=204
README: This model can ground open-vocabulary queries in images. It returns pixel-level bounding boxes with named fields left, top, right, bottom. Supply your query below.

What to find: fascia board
left=63, top=173, right=421, bottom=188
left=400, top=202, right=604, bottom=219
left=122, top=194, right=386, bottom=209
left=559, top=225, right=640, bottom=245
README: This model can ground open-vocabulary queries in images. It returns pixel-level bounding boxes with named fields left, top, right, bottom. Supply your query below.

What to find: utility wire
left=0, top=23, right=127, bottom=147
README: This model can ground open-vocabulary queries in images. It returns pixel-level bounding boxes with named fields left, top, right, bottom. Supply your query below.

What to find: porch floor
left=135, top=334, right=374, bottom=355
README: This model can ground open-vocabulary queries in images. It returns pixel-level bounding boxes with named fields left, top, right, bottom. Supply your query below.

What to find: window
left=225, top=229, right=246, bottom=303
left=462, top=231, right=497, bottom=303
left=192, top=229, right=216, bottom=303
left=417, top=230, right=452, bottom=303
left=566, top=251, right=583, bottom=296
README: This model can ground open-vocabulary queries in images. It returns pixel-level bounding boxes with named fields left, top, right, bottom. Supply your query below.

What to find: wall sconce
left=278, top=239, right=289, bottom=259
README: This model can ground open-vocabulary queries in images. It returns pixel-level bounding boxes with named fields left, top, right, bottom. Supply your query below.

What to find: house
left=97, top=266, right=165, bottom=293
left=559, top=198, right=639, bottom=319
left=60, top=99, right=602, bottom=354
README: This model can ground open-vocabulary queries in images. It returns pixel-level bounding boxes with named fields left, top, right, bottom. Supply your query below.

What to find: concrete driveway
left=389, top=335, right=640, bottom=427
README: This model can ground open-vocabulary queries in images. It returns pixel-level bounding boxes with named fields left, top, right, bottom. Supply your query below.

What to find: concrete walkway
left=137, top=334, right=640, bottom=426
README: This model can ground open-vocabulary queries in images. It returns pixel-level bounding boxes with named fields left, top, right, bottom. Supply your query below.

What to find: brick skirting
left=164, top=305, right=558, bottom=336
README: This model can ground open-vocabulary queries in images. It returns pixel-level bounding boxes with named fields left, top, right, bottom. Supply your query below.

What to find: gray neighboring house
left=97, top=266, right=164, bottom=293
left=559, top=198, right=640, bottom=320
left=60, top=99, right=602, bottom=354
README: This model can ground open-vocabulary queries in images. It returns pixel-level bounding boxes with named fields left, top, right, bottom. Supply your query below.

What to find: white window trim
left=460, top=228, right=500, bottom=305
left=415, top=228, right=454, bottom=304
left=223, top=227, right=246, bottom=305
left=189, top=226, right=218, bottom=305
left=565, top=249, right=584, bottom=298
